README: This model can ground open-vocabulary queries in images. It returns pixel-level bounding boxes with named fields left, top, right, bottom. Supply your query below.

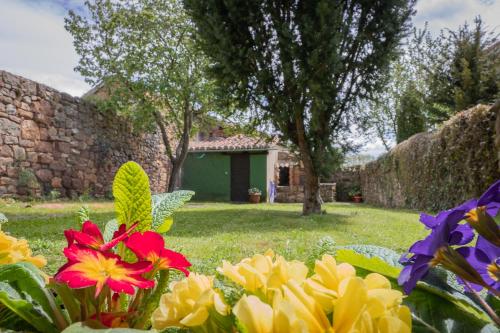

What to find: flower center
left=487, top=262, right=500, bottom=282
left=73, top=252, right=128, bottom=282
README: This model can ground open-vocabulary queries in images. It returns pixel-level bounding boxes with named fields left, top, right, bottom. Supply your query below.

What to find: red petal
left=63, top=244, right=96, bottom=262
left=72, top=232, right=101, bottom=249
left=125, top=231, right=164, bottom=261
left=158, top=249, right=191, bottom=276
left=100, top=222, right=139, bottom=252
left=107, top=278, right=136, bottom=295
left=121, top=260, right=154, bottom=275
left=64, top=230, right=75, bottom=247
left=82, top=221, right=104, bottom=243
left=55, top=264, right=97, bottom=289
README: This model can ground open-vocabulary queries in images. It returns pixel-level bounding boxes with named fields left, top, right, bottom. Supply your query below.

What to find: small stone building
left=180, top=127, right=336, bottom=202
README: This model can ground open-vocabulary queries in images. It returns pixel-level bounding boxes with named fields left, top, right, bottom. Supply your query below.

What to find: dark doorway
left=230, top=153, right=250, bottom=202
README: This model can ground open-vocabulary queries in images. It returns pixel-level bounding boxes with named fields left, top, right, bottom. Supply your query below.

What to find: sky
left=1, top=0, right=499, bottom=156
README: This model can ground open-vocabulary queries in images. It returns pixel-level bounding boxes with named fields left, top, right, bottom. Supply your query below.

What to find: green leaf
left=112, top=161, right=153, bottom=231
left=156, top=216, right=173, bottom=233
left=408, top=286, right=490, bottom=333
left=62, top=322, right=147, bottom=332
left=103, top=219, right=119, bottom=243
left=151, top=190, right=194, bottom=233
left=0, top=263, right=62, bottom=333
left=77, top=206, right=91, bottom=224
left=336, top=246, right=402, bottom=279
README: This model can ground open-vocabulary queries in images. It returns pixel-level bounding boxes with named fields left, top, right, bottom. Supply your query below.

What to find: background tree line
left=368, top=16, right=499, bottom=148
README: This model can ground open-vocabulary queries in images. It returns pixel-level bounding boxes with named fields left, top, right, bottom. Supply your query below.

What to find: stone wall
left=0, top=70, right=170, bottom=198
left=329, top=166, right=361, bottom=202
left=360, top=103, right=499, bottom=211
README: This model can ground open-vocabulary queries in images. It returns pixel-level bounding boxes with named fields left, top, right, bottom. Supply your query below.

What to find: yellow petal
left=233, top=295, right=273, bottom=333
left=334, top=277, right=368, bottom=333
left=180, top=307, right=209, bottom=327
left=364, top=273, right=391, bottom=290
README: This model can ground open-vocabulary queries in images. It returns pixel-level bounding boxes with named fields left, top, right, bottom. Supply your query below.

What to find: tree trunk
left=167, top=159, right=182, bottom=192
left=294, top=112, right=322, bottom=215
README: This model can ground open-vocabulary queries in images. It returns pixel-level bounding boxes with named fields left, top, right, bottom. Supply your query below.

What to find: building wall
left=181, top=152, right=230, bottom=201
left=0, top=70, right=170, bottom=198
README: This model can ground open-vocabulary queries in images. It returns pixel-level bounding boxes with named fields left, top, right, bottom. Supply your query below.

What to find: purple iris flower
left=398, top=209, right=474, bottom=294
left=398, top=180, right=500, bottom=295
left=457, top=236, right=500, bottom=292
left=465, top=180, right=500, bottom=217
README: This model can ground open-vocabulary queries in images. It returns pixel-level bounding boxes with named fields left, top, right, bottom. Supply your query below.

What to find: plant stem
left=464, top=281, right=500, bottom=327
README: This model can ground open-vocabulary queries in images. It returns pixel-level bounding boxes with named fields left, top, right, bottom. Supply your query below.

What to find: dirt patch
left=35, top=203, right=68, bottom=210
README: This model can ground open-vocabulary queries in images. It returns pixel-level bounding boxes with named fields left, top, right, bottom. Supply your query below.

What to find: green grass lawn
left=0, top=201, right=428, bottom=275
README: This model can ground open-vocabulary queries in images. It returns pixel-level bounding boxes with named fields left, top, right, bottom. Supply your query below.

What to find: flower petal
left=125, top=231, right=165, bottom=261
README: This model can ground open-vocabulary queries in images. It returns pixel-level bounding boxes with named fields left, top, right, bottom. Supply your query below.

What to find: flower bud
left=465, top=206, right=500, bottom=247
left=430, top=246, right=488, bottom=288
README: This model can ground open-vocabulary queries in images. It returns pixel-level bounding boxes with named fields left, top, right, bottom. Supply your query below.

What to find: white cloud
left=0, top=0, right=90, bottom=96
left=414, top=0, right=500, bottom=35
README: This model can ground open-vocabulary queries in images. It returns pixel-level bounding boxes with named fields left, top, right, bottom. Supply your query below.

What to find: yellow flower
left=218, top=249, right=308, bottom=301
left=303, top=254, right=355, bottom=312
left=151, top=273, right=229, bottom=330
left=0, top=231, right=46, bottom=268
left=333, top=275, right=411, bottom=333
left=273, top=280, right=332, bottom=333
left=233, top=295, right=273, bottom=333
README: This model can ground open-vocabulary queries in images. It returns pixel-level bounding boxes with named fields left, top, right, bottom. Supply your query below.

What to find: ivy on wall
left=360, top=104, right=499, bottom=211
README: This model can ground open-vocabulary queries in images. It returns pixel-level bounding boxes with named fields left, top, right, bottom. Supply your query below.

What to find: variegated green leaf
left=151, top=190, right=194, bottom=232
left=112, top=161, right=152, bottom=231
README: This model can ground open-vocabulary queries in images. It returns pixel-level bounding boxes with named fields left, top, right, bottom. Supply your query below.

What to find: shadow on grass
left=171, top=207, right=352, bottom=237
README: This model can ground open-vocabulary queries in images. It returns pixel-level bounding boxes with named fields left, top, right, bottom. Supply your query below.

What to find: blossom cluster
left=0, top=230, right=46, bottom=268
left=54, top=220, right=191, bottom=327
left=152, top=250, right=411, bottom=332
left=399, top=180, right=500, bottom=295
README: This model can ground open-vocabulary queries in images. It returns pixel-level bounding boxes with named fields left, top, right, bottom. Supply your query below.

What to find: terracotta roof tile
left=189, top=134, right=277, bottom=152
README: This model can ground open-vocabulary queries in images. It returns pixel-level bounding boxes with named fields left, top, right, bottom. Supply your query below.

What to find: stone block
left=5, top=104, right=16, bottom=115
left=57, top=142, right=71, bottom=153
left=0, top=118, right=20, bottom=136
left=4, top=136, right=18, bottom=145
left=0, top=146, right=13, bottom=157
left=27, top=152, right=38, bottom=162
left=35, top=141, right=52, bottom=153
left=39, top=153, right=53, bottom=164
left=50, top=161, right=66, bottom=171
left=51, top=177, right=62, bottom=188
left=35, top=169, right=53, bottom=182
left=18, top=109, right=34, bottom=119
left=13, top=146, right=26, bottom=160
left=20, top=120, right=40, bottom=140
left=6, top=167, right=19, bottom=178
left=19, top=139, right=35, bottom=148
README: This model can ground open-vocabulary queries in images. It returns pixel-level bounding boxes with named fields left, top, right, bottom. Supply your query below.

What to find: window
left=278, top=166, right=290, bottom=186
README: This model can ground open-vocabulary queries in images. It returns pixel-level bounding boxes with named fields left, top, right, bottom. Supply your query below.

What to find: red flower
left=65, top=221, right=137, bottom=252
left=55, top=245, right=154, bottom=297
left=125, top=231, right=191, bottom=276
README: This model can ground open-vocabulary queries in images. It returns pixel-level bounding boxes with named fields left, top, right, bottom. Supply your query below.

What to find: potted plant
left=248, top=187, right=262, bottom=203
left=348, top=186, right=362, bottom=203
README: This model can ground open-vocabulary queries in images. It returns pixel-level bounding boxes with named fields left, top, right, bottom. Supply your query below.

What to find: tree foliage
left=185, top=0, right=415, bottom=214
left=368, top=17, right=499, bottom=148
left=65, top=0, right=216, bottom=191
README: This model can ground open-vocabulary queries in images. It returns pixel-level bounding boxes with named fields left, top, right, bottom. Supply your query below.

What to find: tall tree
left=65, top=0, right=215, bottom=192
left=184, top=0, right=415, bottom=214
left=427, top=16, right=499, bottom=122
left=396, top=82, right=426, bottom=143
left=367, top=28, right=430, bottom=147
